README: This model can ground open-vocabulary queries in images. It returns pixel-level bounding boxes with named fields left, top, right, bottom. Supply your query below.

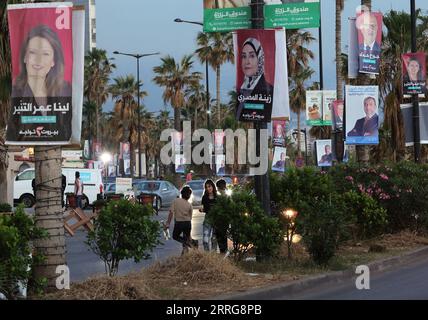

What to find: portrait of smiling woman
left=12, top=24, right=72, bottom=103
left=236, top=37, right=273, bottom=120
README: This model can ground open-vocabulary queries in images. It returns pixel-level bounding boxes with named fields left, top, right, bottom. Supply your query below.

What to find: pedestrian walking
left=74, top=171, right=84, bottom=209
left=200, top=179, right=218, bottom=252
left=165, top=186, right=197, bottom=255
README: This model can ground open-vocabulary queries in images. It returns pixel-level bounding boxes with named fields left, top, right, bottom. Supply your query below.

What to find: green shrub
left=0, top=203, right=12, bottom=213
left=0, top=206, right=47, bottom=299
left=208, top=191, right=283, bottom=261
left=86, top=200, right=161, bottom=276
left=296, top=195, right=349, bottom=265
left=343, top=191, right=388, bottom=239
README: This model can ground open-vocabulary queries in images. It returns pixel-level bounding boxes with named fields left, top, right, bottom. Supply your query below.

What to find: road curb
left=213, top=246, right=428, bottom=300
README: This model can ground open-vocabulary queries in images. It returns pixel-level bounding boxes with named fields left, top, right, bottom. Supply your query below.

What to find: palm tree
left=185, top=83, right=207, bottom=130
left=375, top=9, right=428, bottom=162
left=110, top=75, right=147, bottom=176
left=196, top=32, right=234, bottom=125
left=290, top=68, right=315, bottom=156
left=153, top=55, right=202, bottom=131
left=84, top=48, right=115, bottom=144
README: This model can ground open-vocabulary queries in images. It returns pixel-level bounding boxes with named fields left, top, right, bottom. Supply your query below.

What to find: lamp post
left=113, top=51, right=160, bottom=178
left=174, top=18, right=211, bottom=130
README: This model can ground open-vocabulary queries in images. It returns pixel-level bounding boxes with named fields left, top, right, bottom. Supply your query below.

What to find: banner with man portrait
left=316, top=139, right=333, bottom=167
left=272, top=146, right=286, bottom=172
left=331, top=100, right=344, bottom=130
left=345, top=85, right=379, bottom=145
left=235, top=29, right=276, bottom=122
left=402, top=52, right=427, bottom=96
left=356, top=11, right=383, bottom=75
left=6, top=2, right=82, bottom=145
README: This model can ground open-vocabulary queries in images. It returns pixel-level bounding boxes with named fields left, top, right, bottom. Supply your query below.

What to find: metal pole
left=137, top=57, right=142, bottom=178
left=411, top=0, right=421, bottom=163
left=319, top=0, right=323, bottom=90
left=251, top=0, right=270, bottom=215
left=206, top=59, right=210, bottom=130
left=304, top=129, right=308, bottom=166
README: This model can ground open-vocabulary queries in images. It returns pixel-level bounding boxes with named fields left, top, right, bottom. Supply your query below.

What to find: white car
left=14, top=168, right=104, bottom=208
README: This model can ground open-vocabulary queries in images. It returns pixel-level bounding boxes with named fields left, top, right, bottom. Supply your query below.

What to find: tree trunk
left=0, top=142, right=8, bottom=204
left=356, top=0, right=372, bottom=166
left=174, top=107, right=181, bottom=186
left=297, top=110, right=302, bottom=157
left=216, top=65, right=221, bottom=126
left=33, top=146, right=66, bottom=291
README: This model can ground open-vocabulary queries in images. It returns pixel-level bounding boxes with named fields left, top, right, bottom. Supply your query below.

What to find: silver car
left=133, top=180, right=179, bottom=209
left=186, top=180, right=206, bottom=206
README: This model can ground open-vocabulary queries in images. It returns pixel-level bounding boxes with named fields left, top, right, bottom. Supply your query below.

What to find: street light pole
left=174, top=18, right=210, bottom=130
left=410, top=0, right=421, bottom=163
left=113, top=51, right=160, bottom=178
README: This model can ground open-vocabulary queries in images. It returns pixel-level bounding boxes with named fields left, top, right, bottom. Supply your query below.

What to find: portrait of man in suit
left=347, top=96, right=379, bottom=137
left=318, top=145, right=333, bottom=166
left=273, top=152, right=286, bottom=170
left=357, top=11, right=382, bottom=74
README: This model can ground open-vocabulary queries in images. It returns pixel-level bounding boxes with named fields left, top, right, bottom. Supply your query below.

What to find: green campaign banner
left=264, top=2, right=320, bottom=29
left=204, top=7, right=251, bottom=32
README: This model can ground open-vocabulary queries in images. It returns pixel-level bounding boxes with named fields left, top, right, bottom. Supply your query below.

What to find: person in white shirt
left=74, top=171, right=84, bottom=209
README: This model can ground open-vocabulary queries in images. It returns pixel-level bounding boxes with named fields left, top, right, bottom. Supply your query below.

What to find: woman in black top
left=200, top=179, right=218, bottom=251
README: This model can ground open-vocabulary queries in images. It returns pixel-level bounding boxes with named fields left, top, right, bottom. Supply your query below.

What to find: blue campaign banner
left=346, top=135, right=379, bottom=145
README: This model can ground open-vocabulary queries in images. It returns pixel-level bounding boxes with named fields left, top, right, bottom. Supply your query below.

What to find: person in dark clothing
left=200, top=179, right=218, bottom=251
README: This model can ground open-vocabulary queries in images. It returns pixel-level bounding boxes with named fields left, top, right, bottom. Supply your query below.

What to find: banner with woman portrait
left=235, top=29, right=278, bottom=122
left=402, top=52, right=427, bottom=96
left=6, top=2, right=75, bottom=144
left=272, top=120, right=287, bottom=147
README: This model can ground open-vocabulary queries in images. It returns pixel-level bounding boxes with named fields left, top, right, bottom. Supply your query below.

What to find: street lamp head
left=113, top=51, right=119, bottom=54
left=174, top=18, right=183, bottom=23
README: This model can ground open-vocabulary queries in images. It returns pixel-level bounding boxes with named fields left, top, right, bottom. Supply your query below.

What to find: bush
left=296, top=195, right=349, bottom=265
left=342, top=191, right=388, bottom=239
left=208, top=191, right=283, bottom=261
left=0, top=203, right=12, bottom=213
left=86, top=200, right=161, bottom=276
left=0, top=206, right=47, bottom=299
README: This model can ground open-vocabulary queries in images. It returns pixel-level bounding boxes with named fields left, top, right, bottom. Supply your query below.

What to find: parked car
left=133, top=180, right=179, bottom=209
left=14, top=168, right=103, bottom=208
left=186, top=180, right=205, bottom=206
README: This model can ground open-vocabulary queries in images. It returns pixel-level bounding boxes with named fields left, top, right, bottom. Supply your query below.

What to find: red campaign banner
left=236, top=29, right=276, bottom=122
left=6, top=3, right=73, bottom=143
left=272, top=120, right=287, bottom=147
left=356, top=11, right=382, bottom=75
left=402, top=52, right=427, bottom=96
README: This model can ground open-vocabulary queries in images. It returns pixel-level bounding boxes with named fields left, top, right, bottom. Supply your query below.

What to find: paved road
left=25, top=207, right=205, bottom=282
left=281, top=256, right=428, bottom=300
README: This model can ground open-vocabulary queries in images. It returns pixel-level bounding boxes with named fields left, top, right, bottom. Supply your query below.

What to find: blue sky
left=97, top=0, right=428, bottom=119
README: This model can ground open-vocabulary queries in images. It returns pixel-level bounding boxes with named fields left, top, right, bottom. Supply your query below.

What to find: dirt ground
left=44, top=231, right=428, bottom=300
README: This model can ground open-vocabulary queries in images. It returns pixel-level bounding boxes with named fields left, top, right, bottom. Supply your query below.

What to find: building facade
left=71, top=0, right=96, bottom=52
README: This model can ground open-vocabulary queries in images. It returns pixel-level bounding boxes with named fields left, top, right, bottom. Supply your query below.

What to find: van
left=14, top=168, right=103, bottom=208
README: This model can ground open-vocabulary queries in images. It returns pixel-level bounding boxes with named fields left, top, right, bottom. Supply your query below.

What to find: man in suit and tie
left=347, top=96, right=379, bottom=137
left=357, top=12, right=381, bottom=74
